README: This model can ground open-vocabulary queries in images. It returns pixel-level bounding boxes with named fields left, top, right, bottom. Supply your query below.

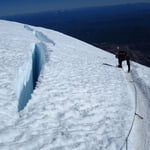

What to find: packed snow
left=0, top=20, right=149, bottom=150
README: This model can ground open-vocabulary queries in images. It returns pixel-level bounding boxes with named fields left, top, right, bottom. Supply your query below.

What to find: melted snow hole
left=18, top=43, right=47, bottom=111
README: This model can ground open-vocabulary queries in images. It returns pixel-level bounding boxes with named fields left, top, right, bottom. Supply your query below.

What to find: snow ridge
left=24, top=24, right=55, bottom=45
left=24, top=25, right=34, bottom=32
left=35, top=31, right=56, bottom=45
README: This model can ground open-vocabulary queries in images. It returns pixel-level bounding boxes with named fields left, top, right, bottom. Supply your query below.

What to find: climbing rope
left=102, top=63, right=143, bottom=150
left=120, top=76, right=138, bottom=150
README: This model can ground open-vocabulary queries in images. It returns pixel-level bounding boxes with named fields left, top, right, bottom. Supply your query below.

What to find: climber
left=116, top=50, right=130, bottom=72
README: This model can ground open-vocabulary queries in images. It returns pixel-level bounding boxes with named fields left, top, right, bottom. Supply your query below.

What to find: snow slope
left=128, top=62, right=150, bottom=150
left=0, top=20, right=149, bottom=150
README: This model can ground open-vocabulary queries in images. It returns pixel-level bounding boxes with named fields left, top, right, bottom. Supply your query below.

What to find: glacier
left=0, top=20, right=150, bottom=150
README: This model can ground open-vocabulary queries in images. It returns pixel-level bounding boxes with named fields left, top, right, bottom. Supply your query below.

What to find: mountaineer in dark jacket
left=116, top=50, right=130, bottom=72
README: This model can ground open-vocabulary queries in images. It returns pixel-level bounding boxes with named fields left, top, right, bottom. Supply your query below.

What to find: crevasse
left=17, top=43, right=47, bottom=111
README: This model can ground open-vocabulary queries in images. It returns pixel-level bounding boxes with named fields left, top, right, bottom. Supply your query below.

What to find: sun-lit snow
left=0, top=20, right=149, bottom=150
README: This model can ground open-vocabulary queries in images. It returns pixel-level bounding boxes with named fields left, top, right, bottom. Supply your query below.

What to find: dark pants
left=118, top=58, right=130, bottom=72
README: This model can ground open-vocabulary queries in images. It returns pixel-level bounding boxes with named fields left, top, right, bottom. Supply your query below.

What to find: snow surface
left=0, top=20, right=149, bottom=150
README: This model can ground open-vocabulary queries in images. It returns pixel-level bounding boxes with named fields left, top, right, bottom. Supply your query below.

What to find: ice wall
left=18, top=43, right=46, bottom=111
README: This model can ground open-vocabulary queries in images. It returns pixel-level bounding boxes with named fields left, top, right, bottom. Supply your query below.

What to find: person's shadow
left=102, top=63, right=115, bottom=67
